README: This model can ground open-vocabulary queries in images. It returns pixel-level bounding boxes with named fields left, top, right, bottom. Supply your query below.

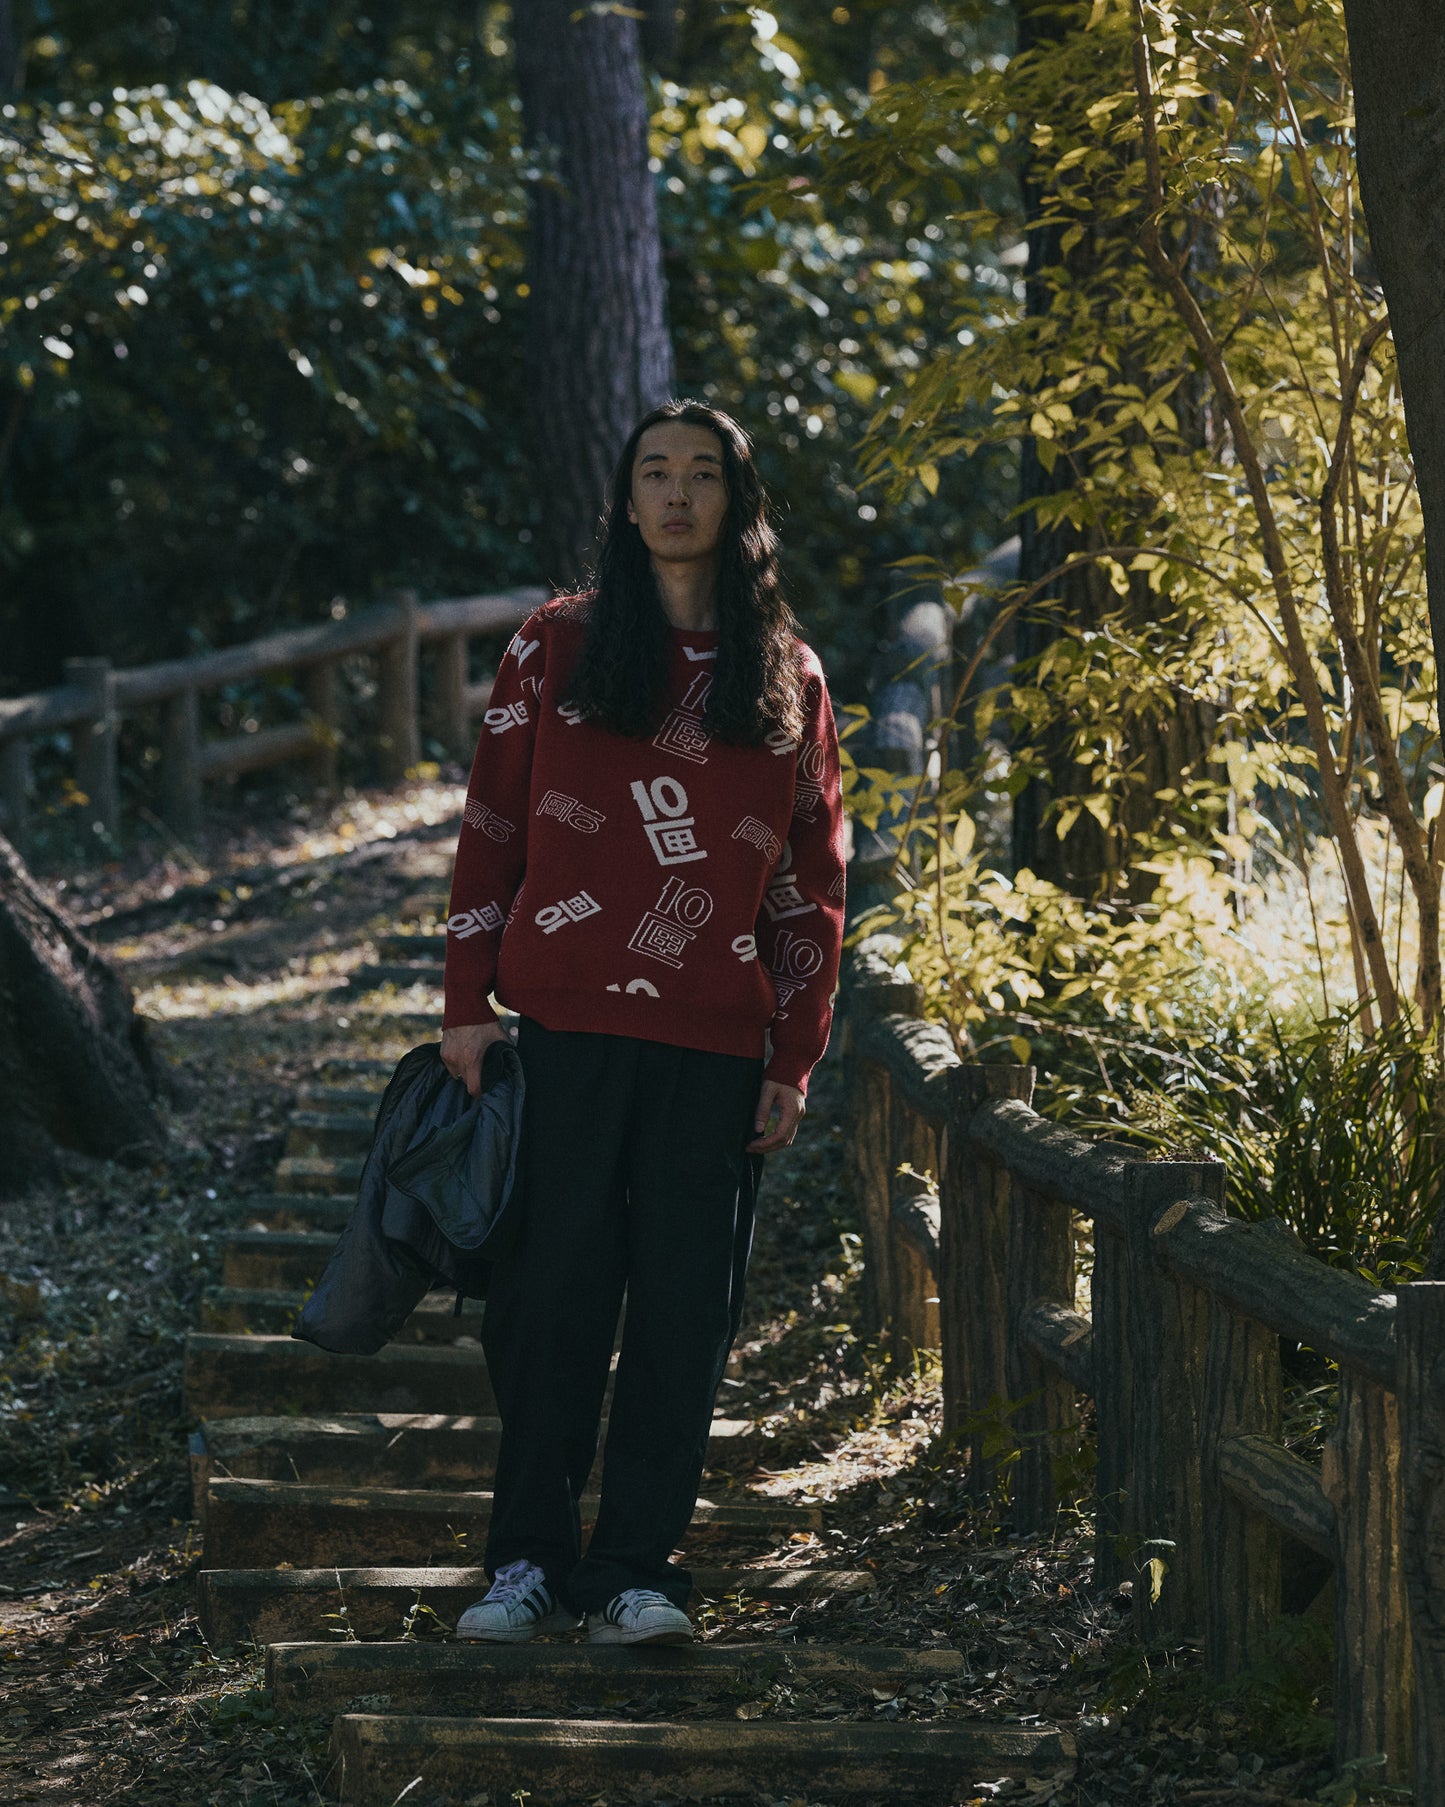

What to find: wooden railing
left=0, top=587, right=544, bottom=851
left=844, top=936, right=1443, bottom=1799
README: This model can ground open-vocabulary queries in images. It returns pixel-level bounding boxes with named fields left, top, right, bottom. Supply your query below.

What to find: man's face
left=626, top=421, right=730, bottom=564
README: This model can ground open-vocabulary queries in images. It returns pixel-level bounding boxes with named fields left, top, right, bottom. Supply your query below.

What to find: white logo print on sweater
left=484, top=700, right=529, bottom=735
left=767, top=927, right=823, bottom=1017
left=732, top=815, right=782, bottom=864
left=628, top=875, right=714, bottom=969
left=653, top=670, right=712, bottom=765
left=448, top=902, right=505, bottom=939
left=792, top=738, right=826, bottom=823
left=536, top=790, right=605, bottom=833
left=535, top=890, right=601, bottom=934
left=463, top=798, right=515, bottom=842
left=761, top=839, right=816, bottom=921
left=631, top=775, right=707, bottom=865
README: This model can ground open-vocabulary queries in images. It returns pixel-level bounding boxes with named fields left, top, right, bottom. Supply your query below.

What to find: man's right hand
left=440, top=1021, right=512, bottom=1097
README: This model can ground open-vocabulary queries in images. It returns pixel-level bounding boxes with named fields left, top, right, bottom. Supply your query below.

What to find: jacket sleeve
left=441, top=615, right=545, bottom=1029
left=755, top=660, right=847, bottom=1097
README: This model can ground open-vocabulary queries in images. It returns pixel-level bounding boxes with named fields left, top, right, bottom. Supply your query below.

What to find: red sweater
left=442, top=596, right=847, bottom=1096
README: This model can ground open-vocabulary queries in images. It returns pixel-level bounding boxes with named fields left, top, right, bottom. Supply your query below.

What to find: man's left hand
left=747, top=1079, right=805, bottom=1153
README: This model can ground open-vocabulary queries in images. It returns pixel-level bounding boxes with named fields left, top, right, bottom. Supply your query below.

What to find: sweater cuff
left=764, top=1056, right=811, bottom=1098
left=442, top=987, right=499, bottom=1030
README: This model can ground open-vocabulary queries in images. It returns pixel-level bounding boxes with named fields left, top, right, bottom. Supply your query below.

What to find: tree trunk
left=0, top=0, right=21, bottom=95
left=1339, top=1, right=1445, bottom=1275
left=512, top=0, right=675, bottom=587
left=1342, top=1, right=1445, bottom=717
left=0, top=834, right=165, bottom=1193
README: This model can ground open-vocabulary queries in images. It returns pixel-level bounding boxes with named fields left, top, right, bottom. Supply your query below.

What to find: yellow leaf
left=835, top=368, right=877, bottom=405
left=738, top=121, right=768, bottom=161
left=918, top=463, right=940, bottom=496
left=1425, top=781, right=1445, bottom=828
left=952, top=811, right=976, bottom=863
left=1148, top=1555, right=1167, bottom=1604
left=1009, top=1036, right=1031, bottom=1064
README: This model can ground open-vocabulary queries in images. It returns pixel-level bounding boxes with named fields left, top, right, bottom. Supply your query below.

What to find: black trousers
left=480, top=1016, right=765, bottom=1615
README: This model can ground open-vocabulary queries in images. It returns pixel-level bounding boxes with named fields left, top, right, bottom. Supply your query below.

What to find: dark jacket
left=292, top=1039, right=524, bottom=1356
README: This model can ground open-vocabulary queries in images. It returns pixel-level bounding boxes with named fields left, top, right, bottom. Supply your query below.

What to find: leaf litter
left=0, top=778, right=1359, bottom=1804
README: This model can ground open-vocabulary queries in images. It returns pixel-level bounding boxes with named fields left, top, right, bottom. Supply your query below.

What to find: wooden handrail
left=843, top=930, right=1436, bottom=1793
left=0, top=586, right=545, bottom=850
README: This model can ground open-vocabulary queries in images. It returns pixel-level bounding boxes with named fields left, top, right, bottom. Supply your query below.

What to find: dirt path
left=0, top=782, right=1338, bottom=1805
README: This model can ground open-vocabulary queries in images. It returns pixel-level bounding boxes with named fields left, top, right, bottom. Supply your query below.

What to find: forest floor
left=0, top=779, right=1350, bottom=1806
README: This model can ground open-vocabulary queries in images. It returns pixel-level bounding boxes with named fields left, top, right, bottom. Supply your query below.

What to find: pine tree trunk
left=512, top=0, right=675, bottom=587
left=0, top=834, right=165, bottom=1193
left=1339, top=1, right=1445, bottom=1276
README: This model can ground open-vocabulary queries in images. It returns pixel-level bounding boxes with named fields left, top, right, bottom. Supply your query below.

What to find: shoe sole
left=588, top=1626, right=694, bottom=1646
left=458, top=1614, right=583, bottom=1643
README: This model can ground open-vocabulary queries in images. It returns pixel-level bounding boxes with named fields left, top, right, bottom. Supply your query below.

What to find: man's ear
left=626, top=496, right=638, bottom=524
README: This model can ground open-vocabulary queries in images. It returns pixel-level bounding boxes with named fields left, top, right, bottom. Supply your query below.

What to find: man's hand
left=440, top=1021, right=512, bottom=1097
left=747, top=1079, right=805, bottom=1153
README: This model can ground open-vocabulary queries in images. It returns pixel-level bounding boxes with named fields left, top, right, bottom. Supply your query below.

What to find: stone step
left=184, top=1334, right=493, bottom=1421
left=191, top=1410, right=759, bottom=1499
left=268, top=1639, right=960, bottom=1715
left=217, top=1194, right=354, bottom=1233
left=273, top=1154, right=365, bottom=1195
left=327, top=1714, right=1076, bottom=1805
left=374, top=933, right=444, bottom=963
left=203, top=1477, right=821, bottom=1569
left=199, top=1564, right=875, bottom=1647
left=199, top=1289, right=484, bottom=1342
left=205, top=1230, right=338, bottom=1290
left=285, top=1111, right=375, bottom=1159
left=347, top=963, right=445, bottom=993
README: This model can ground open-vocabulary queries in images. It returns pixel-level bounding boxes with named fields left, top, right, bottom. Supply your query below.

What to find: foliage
left=0, top=69, right=535, bottom=681
left=1, top=0, right=1023, bottom=708
left=824, top=0, right=1445, bottom=1265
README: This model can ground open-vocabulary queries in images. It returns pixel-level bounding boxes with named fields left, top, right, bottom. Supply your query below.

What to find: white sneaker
left=586, top=1588, right=694, bottom=1646
left=456, top=1559, right=582, bottom=1643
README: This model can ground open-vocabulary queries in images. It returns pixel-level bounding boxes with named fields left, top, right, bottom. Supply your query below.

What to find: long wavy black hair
left=561, top=400, right=806, bottom=744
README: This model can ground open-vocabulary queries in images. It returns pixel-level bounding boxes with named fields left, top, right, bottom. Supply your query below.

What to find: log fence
left=0, top=586, right=544, bottom=852
left=842, top=940, right=1440, bottom=1796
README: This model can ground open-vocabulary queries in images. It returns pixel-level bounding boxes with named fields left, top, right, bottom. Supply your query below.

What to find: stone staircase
left=185, top=1000, right=1076, bottom=1804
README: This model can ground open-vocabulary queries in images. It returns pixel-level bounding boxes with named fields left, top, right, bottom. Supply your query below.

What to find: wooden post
left=886, top=1081, right=938, bottom=1361
left=852, top=1061, right=895, bottom=1337
left=1324, top=1369, right=1413, bottom=1781
left=378, top=589, right=420, bottom=782
left=432, top=631, right=471, bottom=763
left=939, top=1064, right=1035, bottom=1491
left=1199, top=1292, right=1283, bottom=1678
left=845, top=959, right=923, bottom=1336
left=64, top=657, right=119, bottom=845
left=889, top=1173, right=941, bottom=1358
left=162, top=688, right=202, bottom=839
left=1398, top=1281, right=1445, bottom=1807
left=304, top=661, right=340, bottom=792
left=1125, top=1165, right=1223, bottom=1646
left=1005, top=1179, right=1077, bottom=1532
left=1092, top=1217, right=1134, bottom=1594
left=0, top=736, right=29, bottom=854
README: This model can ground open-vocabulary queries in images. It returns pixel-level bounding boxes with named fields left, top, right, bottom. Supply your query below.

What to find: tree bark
left=0, top=833, right=164, bottom=1192
left=1339, top=0, right=1445, bottom=1269
left=1341, top=1, right=1445, bottom=718
left=512, top=0, right=675, bottom=587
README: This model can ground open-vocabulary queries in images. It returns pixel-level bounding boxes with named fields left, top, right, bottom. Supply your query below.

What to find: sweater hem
left=496, top=981, right=770, bottom=1064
